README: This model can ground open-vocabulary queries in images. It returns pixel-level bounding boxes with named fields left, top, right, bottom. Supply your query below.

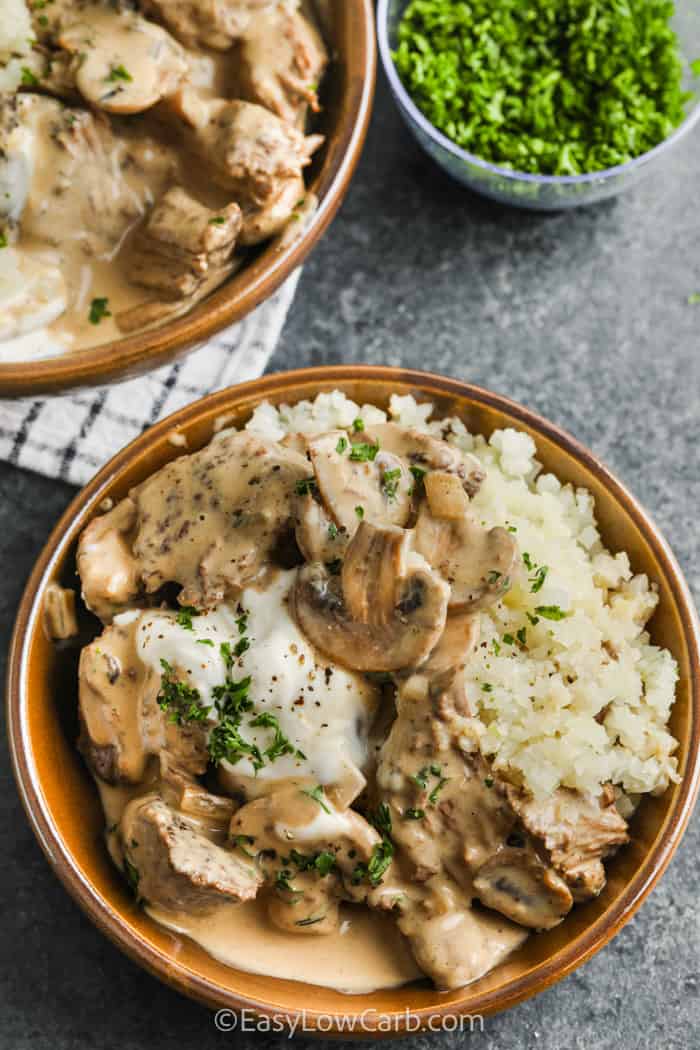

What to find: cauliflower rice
left=246, top=390, right=680, bottom=803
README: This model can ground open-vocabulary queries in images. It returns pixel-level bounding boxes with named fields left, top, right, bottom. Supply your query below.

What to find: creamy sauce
left=147, top=898, right=423, bottom=993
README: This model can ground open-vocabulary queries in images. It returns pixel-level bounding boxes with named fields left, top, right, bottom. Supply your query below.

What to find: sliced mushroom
left=121, top=794, right=263, bottom=914
left=44, top=583, right=79, bottom=640
left=419, top=611, right=480, bottom=676
left=413, top=502, right=519, bottom=611
left=294, top=490, right=346, bottom=563
left=472, top=849, right=573, bottom=930
left=306, top=430, right=412, bottom=542
left=77, top=499, right=140, bottom=623
left=78, top=615, right=209, bottom=786
left=291, top=522, right=449, bottom=672
left=230, top=784, right=381, bottom=936
left=58, top=11, right=188, bottom=115
left=368, top=423, right=486, bottom=498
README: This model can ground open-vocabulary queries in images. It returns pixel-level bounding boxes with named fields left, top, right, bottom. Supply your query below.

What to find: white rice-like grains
left=245, top=392, right=680, bottom=801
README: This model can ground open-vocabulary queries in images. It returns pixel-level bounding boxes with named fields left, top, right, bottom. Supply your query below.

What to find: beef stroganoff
left=0, top=0, right=327, bottom=361
left=73, top=391, right=680, bottom=993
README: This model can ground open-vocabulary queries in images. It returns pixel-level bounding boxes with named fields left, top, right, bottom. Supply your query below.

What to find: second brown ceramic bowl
left=0, top=3, right=375, bottom=397
left=7, top=367, right=700, bottom=1034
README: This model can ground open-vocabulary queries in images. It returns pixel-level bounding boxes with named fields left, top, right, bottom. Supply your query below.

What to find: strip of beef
left=9, top=95, right=172, bottom=262
left=186, top=99, right=323, bottom=245
left=78, top=617, right=208, bottom=784
left=121, top=794, right=262, bottom=913
left=130, top=187, right=242, bottom=301
left=376, top=673, right=573, bottom=931
left=235, top=3, right=328, bottom=127
left=139, top=0, right=281, bottom=50
left=230, top=784, right=382, bottom=936
left=506, top=786, right=629, bottom=901
left=77, top=431, right=309, bottom=619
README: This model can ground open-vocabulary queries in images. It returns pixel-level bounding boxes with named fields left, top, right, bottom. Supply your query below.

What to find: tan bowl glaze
left=7, top=366, right=700, bottom=1033
left=0, top=4, right=375, bottom=398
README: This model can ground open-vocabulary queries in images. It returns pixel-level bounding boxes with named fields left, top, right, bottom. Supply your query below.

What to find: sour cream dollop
left=116, top=570, right=379, bottom=786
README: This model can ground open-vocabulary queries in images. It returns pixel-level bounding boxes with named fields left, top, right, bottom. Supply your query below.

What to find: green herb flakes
left=394, top=0, right=690, bottom=176
left=88, top=297, right=111, bottom=325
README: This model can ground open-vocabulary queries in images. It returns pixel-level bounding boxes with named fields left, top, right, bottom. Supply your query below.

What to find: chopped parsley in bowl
left=378, top=0, right=700, bottom=208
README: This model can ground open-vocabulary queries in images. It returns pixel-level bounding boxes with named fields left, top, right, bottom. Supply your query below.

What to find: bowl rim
left=7, top=364, right=700, bottom=1032
left=0, top=2, right=376, bottom=398
left=377, top=0, right=700, bottom=187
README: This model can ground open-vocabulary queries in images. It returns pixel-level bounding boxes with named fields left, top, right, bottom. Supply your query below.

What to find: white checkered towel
left=0, top=270, right=300, bottom=487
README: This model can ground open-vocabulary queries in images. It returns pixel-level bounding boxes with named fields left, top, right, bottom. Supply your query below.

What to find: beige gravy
left=147, top=899, right=423, bottom=994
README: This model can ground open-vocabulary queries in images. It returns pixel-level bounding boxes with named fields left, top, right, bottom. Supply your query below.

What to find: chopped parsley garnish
left=176, top=606, right=198, bottom=631
left=382, top=467, right=402, bottom=501
left=327, top=521, right=338, bottom=540
left=428, top=777, right=450, bottom=805
left=507, top=524, right=518, bottom=533
left=394, top=0, right=690, bottom=176
left=208, top=216, right=226, bottom=225
left=484, top=777, right=494, bottom=789
left=359, top=840, right=394, bottom=886
left=0, top=232, right=7, bottom=249
left=481, top=682, right=493, bottom=692
left=106, top=64, right=132, bottom=83
left=285, top=849, right=336, bottom=877
left=157, top=659, right=209, bottom=725
left=336, top=436, right=348, bottom=454
left=530, top=565, right=549, bottom=593
left=233, top=636, right=250, bottom=658
left=300, top=784, right=331, bottom=814
left=370, top=801, right=393, bottom=839
left=353, top=802, right=394, bottom=886
left=88, top=297, right=111, bottom=325
left=232, top=834, right=256, bottom=859
left=249, top=711, right=305, bottom=763
left=349, top=441, right=379, bottom=463
left=295, top=477, right=317, bottom=496
left=492, top=639, right=501, bottom=655
left=20, top=66, right=39, bottom=86
left=236, top=613, right=248, bottom=635
left=517, top=626, right=527, bottom=646
left=404, top=808, right=425, bottom=820
left=196, top=638, right=214, bottom=647
left=503, top=633, right=515, bottom=646
left=409, top=465, right=427, bottom=489
left=274, top=869, right=299, bottom=894
left=208, top=643, right=258, bottom=768
left=354, top=505, right=365, bottom=520
left=526, top=611, right=541, bottom=626
left=487, top=570, right=502, bottom=584
left=352, top=418, right=365, bottom=433
left=535, top=604, right=568, bottom=621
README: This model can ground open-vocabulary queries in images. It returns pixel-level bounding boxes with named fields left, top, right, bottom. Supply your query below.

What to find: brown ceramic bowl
left=0, top=4, right=375, bottom=398
left=7, top=366, right=700, bottom=1034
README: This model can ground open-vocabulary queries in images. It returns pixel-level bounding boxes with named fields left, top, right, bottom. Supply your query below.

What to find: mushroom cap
left=413, top=502, right=519, bottom=611
left=291, top=522, right=449, bottom=673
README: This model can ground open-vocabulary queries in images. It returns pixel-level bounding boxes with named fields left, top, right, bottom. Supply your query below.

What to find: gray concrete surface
left=1, top=74, right=699, bottom=1050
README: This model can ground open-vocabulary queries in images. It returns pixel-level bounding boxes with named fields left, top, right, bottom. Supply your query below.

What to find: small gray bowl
left=378, top=0, right=700, bottom=210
